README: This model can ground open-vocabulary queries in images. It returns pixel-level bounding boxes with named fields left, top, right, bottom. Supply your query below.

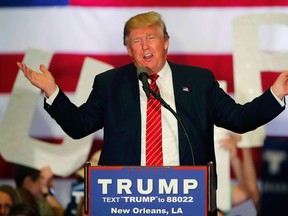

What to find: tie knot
left=149, top=74, right=159, bottom=82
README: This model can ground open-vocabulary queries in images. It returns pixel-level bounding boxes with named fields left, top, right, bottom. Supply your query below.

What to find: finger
left=49, top=180, right=55, bottom=188
left=16, top=62, right=23, bottom=70
left=218, top=138, right=227, bottom=144
left=17, top=62, right=27, bottom=73
left=22, top=64, right=31, bottom=78
left=17, top=63, right=29, bottom=77
left=219, top=142, right=228, bottom=149
left=21, top=63, right=28, bottom=72
left=40, top=64, right=49, bottom=74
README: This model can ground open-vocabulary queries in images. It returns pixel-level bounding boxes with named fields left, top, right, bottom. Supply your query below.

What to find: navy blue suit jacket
left=44, top=62, right=284, bottom=167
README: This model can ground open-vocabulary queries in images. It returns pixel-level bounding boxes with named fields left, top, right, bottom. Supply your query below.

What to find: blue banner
left=88, top=166, right=208, bottom=216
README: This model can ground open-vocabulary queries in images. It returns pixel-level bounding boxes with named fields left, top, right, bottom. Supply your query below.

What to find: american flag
left=0, top=0, right=288, bottom=177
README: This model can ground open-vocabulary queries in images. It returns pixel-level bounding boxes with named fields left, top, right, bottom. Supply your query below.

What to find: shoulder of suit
left=96, top=63, right=135, bottom=78
left=168, top=61, right=214, bottom=76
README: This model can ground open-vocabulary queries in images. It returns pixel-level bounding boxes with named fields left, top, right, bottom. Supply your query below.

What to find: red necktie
left=146, top=74, right=163, bottom=166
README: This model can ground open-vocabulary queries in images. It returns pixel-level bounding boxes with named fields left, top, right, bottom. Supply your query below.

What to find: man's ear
left=164, top=37, right=169, bottom=51
left=126, top=45, right=132, bottom=57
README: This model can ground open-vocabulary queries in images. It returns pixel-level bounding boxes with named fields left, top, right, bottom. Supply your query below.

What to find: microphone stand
left=148, top=87, right=195, bottom=166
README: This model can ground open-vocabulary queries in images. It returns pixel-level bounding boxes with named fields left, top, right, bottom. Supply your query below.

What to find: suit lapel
left=121, top=64, right=142, bottom=162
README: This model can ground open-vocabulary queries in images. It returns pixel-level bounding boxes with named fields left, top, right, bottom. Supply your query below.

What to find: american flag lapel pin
left=182, top=87, right=189, bottom=92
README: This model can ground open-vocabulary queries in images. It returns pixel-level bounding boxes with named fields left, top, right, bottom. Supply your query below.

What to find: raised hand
left=219, top=133, right=241, bottom=160
left=17, top=62, right=57, bottom=97
left=271, top=71, right=288, bottom=101
left=40, top=166, right=54, bottom=196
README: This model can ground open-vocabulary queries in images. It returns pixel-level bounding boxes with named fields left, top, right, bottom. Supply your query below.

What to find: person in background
left=0, top=185, right=21, bottom=216
left=75, top=150, right=101, bottom=181
left=8, top=203, right=40, bottom=216
left=219, top=133, right=260, bottom=214
left=13, top=164, right=64, bottom=216
left=216, top=208, right=225, bottom=216
left=64, top=150, right=101, bottom=216
left=17, top=11, right=288, bottom=215
left=76, top=197, right=86, bottom=216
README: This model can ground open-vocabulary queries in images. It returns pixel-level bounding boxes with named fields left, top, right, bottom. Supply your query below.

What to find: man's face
left=24, top=176, right=43, bottom=199
left=0, top=191, right=13, bottom=216
left=126, top=25, right=169, bottom=75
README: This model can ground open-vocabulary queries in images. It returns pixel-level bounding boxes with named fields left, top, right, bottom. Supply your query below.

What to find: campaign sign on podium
left=85, top=165, right=212, bottom=216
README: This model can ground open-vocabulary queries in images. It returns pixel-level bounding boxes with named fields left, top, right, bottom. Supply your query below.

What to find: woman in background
left=0, top=185, right=21, bottom=216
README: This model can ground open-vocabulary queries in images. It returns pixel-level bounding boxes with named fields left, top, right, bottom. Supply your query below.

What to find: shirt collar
left=157, top=61, right=171, bottom=82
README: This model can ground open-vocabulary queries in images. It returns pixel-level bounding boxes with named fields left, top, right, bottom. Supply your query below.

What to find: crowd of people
left=0, top=165, right=64, bottom=216
left=0, top=143, right=262, bottom=216
left=217, top=133, right=261, bottom=215
left=0, top=150, right=104, bottom=216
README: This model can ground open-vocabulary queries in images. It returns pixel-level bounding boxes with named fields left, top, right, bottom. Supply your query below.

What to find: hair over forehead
left=123, top=11, right=169, bottom=45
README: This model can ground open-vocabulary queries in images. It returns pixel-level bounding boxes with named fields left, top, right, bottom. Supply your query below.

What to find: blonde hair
left=123, top=11, right=169, bottom=46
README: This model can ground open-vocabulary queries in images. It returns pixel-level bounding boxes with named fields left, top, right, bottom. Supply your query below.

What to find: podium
left=84, top=162, right=216, bottom=216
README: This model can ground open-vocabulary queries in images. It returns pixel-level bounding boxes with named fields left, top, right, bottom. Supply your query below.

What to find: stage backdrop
left=1, top=0, right=288, bottom=178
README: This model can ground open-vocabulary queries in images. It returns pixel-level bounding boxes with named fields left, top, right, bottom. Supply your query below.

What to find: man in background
left=13, top=165, right=64, bottom=216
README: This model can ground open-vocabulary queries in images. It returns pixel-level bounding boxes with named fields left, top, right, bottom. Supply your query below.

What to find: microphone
left=137, top=66, right=150, bottom=99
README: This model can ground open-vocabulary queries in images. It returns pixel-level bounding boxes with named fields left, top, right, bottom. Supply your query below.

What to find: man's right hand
left=17, top=62, right=57, bottom=97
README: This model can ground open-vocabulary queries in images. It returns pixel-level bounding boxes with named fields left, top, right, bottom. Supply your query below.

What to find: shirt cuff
left=45, top=86, right=59, bottom=105
left=270, top=87, right=285, bottom=107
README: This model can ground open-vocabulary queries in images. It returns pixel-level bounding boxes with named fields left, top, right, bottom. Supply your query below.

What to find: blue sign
left=88, top=166, right=208, bottom=216
left=260, top=138, right=288, bottom=216
left=66, top=182, right=84, bottom=216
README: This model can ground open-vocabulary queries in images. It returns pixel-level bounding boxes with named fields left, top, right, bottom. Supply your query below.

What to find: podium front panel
left=87, top=166, right=208, bottom=216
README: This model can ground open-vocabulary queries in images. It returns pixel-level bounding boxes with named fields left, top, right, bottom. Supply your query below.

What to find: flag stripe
left=1, top=0, right=288, bottom=7
left=0, top=53, right=280, bottom=94
left=1, top=7, right=288, bottom=54
left=0, top=53, right=234, bottom=92
left=70, top=0, right=288, bottom=7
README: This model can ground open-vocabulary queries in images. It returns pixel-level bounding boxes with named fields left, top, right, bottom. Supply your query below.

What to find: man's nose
left=142, top=40, right=149, bottom=50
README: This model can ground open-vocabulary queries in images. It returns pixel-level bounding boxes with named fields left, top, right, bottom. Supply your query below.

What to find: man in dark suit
left=17, top=11, right=287, bottom=216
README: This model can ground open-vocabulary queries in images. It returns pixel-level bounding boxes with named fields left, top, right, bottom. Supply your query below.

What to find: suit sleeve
left=211, top=77, right=285, bottom=133
left=44, top=77, right=105, bottom=139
